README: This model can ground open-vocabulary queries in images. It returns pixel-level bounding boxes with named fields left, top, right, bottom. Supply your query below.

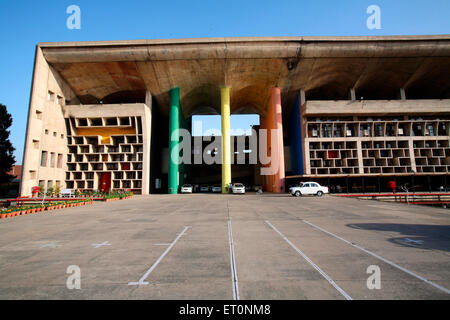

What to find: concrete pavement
left=0, top=194, right=449, bottom=299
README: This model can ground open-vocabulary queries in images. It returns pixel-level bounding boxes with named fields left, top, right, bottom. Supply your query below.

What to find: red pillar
left=268, top=87, right=285, bottom=193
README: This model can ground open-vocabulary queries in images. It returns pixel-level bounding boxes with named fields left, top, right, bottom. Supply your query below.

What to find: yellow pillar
left=221, top=86, right=231, bottom=193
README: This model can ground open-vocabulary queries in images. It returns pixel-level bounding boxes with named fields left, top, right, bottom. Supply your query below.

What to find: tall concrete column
left=260, top=116, right=268, bottom=191
left=349, top=88, right=356, bottom=101
left=268, top=87, right=285, bottom=193
left=142, top=91, right=153, bottom=194
left=400, top=88, right=406, bottom=100
left=221, top=86, right=231, bottom=193
left=289, top=92, right=304, bottom=175
left=168, top=87, right=180, bottom=194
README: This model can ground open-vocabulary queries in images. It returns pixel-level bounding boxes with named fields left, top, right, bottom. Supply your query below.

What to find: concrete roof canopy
left=40, top=35, right=450, bottom=118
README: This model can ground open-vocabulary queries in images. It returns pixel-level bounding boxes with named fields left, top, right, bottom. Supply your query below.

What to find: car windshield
left=234, top=184, right=244, bottom=187
left=183, top=184, right=192, bottom=187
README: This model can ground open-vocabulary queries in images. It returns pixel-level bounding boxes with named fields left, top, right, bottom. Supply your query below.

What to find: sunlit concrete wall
left=20, top=46, right=79, bottom=196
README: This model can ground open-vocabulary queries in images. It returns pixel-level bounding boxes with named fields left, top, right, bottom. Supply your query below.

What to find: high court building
left=20, top=36, right=450, bottom=196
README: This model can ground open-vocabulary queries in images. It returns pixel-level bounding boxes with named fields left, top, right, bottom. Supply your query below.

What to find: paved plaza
left=0, top=194, right=449, bottom=299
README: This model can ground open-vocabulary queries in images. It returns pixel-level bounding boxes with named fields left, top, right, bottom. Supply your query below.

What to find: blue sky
left=0, top=0, right=449, bottom=164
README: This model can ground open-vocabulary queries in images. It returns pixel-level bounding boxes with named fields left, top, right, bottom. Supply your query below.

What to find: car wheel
left=294, top=191, right=301, bottom=197
left=316, top=191, right=323, bottom=197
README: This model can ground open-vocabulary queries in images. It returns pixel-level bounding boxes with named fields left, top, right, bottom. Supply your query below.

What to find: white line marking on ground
left=367, top=205, right=390, bottom=209
left=265, top=220, right=352, bottom=300
left=228, top=220, right=240, bottom=300
left=39, top=243, right=61, bottom=249
left=92, top=241, right=111, bottom=248
left=402, top=238, right=424, bottom=245
left=154, top=243, right=171, bottom=246
left=302, top=219, right=450, bottom=295
left=128, top=226, right=191, bottom=286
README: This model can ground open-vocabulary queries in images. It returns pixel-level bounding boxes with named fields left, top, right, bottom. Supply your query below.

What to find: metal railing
left=335, top=192, right=450, bottom=205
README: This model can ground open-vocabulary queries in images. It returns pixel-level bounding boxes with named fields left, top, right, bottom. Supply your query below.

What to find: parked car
left=200, top=185, right=210, bottom=192
left=232, top=183, right=246, bottom=194
left=181, top=184, right=193, bottom=193
left=211, top=185, right=222, bottom=193
left=60, top=188, right=75, bottom=198
left=289, top=182, right=329, bottom=197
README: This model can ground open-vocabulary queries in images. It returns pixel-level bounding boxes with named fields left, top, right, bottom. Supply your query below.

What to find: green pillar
left=179, top=105, right=186, bottom=187
left=168, top=88, right=180, bottom=194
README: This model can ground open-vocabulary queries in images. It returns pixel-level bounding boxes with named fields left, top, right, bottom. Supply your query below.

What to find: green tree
left=0, top=104, right=16, bottom=183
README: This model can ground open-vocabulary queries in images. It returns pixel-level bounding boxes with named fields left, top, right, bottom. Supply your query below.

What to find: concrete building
left=20, top=36, right=450, bottom=196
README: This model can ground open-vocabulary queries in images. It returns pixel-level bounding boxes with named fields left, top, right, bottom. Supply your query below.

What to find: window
left=50, top=152, right=56, bottom=168
left=45, top=129, right=49, bottom=135
left=61, top=134, right=64, bottom=139
left=90, top=118, right=103, bottom=126
left=38, top=180, right=45, bottom=190
left=77, top=118, right=88, bottom=126
left=47, top=91, right=55, bottom=101
left=57, top=154, right=63, bottom=168
left=36, top=110, right=43, bottom=119
left=53, top=132, right=57, bottom=137
left=40, top=151, right=48, bottom=167
left=119, top=117, right=129, bottom=125
left=105, top=118, right=118, bottom=126
left=47, top=180, right=53, bottom=190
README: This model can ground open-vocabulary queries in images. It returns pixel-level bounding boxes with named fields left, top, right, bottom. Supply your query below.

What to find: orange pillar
left=267, top=123, right=273, bottom=192
left=268, top=87, right=285, bottom=193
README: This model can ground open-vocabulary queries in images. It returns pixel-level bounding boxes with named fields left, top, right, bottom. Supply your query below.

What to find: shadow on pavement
left=346, top=223, right=450, bottom=252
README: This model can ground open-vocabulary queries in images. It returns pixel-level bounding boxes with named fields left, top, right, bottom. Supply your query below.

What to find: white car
left=232, top=183, right=246, bottom=194
left=181, top=184, right=193, bottom=193
left=289, top=182, right=329, bottom=197
left=60, top=188, right=75, bottom=198
left=211, top=185, right=222, bottom=193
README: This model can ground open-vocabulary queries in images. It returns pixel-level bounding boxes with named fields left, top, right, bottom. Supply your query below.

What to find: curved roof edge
left=37, top=34, right=450, bottom=48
